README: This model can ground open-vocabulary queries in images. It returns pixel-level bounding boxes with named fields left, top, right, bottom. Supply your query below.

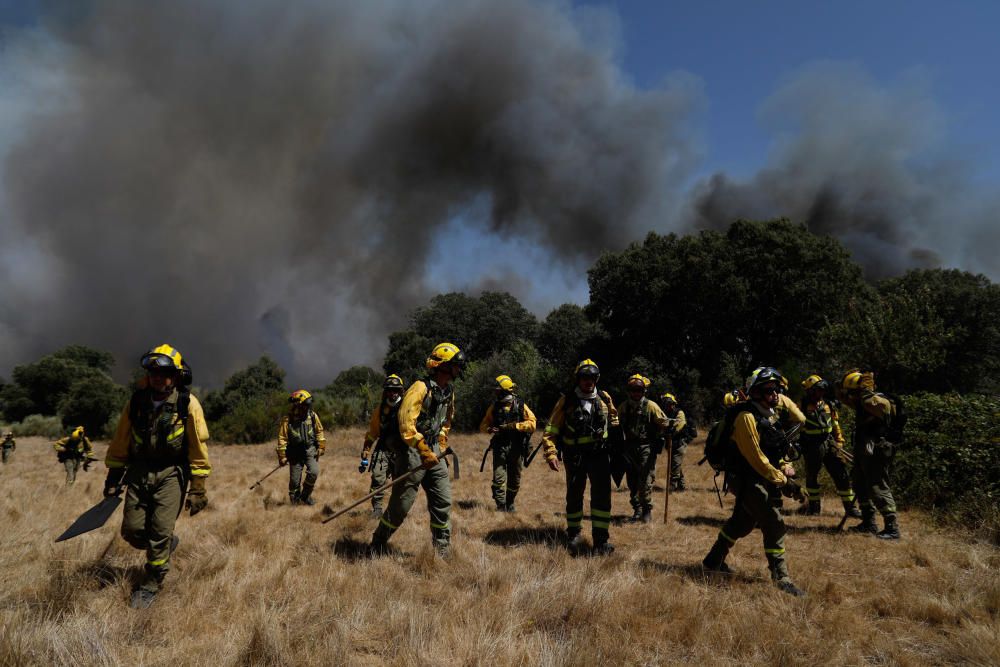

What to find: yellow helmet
left=802, top=374, right=824, bottom=391
left=71, top=426, right=85, bottom=439
left=722, top=390, right=742, bottom=407
left=289, top=389, right=313, bottom=406
left=383, top=374, right=404, bottom=390
left=841, top=370, right=863, bottom=391
left=660, top=392, right=678, bottom=405
left=627, top=374, right=649, bottom=389
left=575, top=359, right=600, bottom=378
left=140, top=344, right=184, bottom=372
left=495, top=375, right=516, bottom=392
left=426, top=342, right=466, bottom=371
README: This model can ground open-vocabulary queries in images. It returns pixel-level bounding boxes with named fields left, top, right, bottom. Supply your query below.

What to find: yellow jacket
left=362, top=401, right=403, bottom=457
left=399, top=380, right=454, bottom=457
left=620, top=397, right=669, bottom=442
left=276, top=411, right=326, bottom=456
left=54, top=435, right=94, bottom=457
left=106, top=392, right=211, bottom=477
left=801, top=399, right=845, bottom=446
left=732, top=404, right=786, bottom=486
left=776, top=393, right=806, bottom=425
left=668, top=408, right=687, bottom=435
left=854, top=391, right=894, bottom=440
left=479, top=399, right=537, bottom=434
left=541, top=390, right=619, bottom=462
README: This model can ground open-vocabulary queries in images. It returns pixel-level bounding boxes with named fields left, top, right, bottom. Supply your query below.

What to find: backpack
left=879, top=392, right=907, bottom=444
left=700, top=404, right=752, bottom=472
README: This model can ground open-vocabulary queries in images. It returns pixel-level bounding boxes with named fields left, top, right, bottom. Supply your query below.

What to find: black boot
left=806, top=500, right=821, bottom=516
left=776, top=578, right=806, bottom=597
left=299, top=483, right=316, bottom=506
left=567, top=530, right=586, bottom=556
left=592, top=540, right=615, bottom=556
left=843, top=503, right=863, bottom=519
left=289, top=491, right=300, bottom=505
left=702, top=538, right=733, bottom=573
left=849, top=514, right=879, bottom=535
left=876, top=513, right=901, bottom=540
left=627, top=507, right=643, bottom=523
left=640, top=508, right=652, bottom=524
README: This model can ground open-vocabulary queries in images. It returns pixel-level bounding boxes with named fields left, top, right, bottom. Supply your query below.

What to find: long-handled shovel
left=322, top=450, right=456, bottom=524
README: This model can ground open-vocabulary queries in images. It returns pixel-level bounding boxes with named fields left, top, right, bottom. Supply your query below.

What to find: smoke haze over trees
left=1, top=2, right=997, bottom=386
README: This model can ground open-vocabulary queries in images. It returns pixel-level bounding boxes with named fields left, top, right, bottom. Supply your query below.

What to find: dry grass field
left=1, top=429, right=998, bottom=666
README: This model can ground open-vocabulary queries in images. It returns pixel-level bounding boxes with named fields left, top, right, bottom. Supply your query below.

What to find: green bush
left=208, top=391, right=288, bottom=444
left=2, top=415, right=65, bottom=438
left=892, top=393, right=1000, bottom=542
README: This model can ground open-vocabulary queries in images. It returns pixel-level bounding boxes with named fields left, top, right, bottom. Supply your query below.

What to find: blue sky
left=593, top=0, right=1000, bottom=181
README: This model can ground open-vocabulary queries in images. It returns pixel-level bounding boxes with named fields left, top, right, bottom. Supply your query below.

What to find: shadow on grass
left=483, top=526, right=564, bottom=549
left=330, top=536, right=409, bottom=561
left=456, top=499, right=489, bottom=511
left=637, top=559, right=761, bottom=586
left=676, top=514, right=726, bottom=528
left=83, top=561, right=141, bottom=590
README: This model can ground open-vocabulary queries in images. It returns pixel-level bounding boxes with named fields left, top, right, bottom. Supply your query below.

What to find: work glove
left=417, top=441, right=439, bottom=470
left=359, top=458, right=369, bottom=473
left=278, top=453, right=288, bottom=467
left=104, top=468, right=126, bottom=497
left=781, top=479, right=805, bottom=503
left=547, top=457, right=560, bottom=472
left=317, top=444, right=325, bottom=457
left=186, top=476, right=208, bottom=516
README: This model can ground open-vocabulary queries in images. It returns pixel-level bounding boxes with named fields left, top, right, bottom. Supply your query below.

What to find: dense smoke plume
left=687, top=63, right=1000, bottom=280
left=0, top=0, right=699, bottom=384
left=1, top=5, right=996, bottom=386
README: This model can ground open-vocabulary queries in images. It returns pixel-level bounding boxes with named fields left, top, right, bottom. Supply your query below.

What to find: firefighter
left=620, top=375, right=669, bottom=523
left=2, top=431, right=16, bottom=464
left=541, top=359, right=620, bottom=556
left=702, top=367, right=806, bottom=597
left=370, top=343, right=464, bottom=558
left=841, top=370, right=901, bottom=540
left=359, top=375, right=405, bottom=515
left=799, top=375, right=861, bottom=518
left=479, top=375, right=537, bottom=512
left=277, top=390, right=326, bottom=506
left=660, top=393, right=692, bottom=492
left=54, top=426, right=95, bottom=485
left=104, top=344, right=211, bottom=609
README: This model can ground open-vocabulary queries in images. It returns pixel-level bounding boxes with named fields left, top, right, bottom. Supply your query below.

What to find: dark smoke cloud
left=685, top=63, right=1000, bottom=281
left=0, top=0, right=700, bottom=385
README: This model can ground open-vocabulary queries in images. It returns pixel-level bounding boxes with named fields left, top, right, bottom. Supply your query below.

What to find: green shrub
left=208, top=391, right=288, bottom=444
left=2, top=415, right=65, bottom=438
left=892, top=393, right=1000, bottom=542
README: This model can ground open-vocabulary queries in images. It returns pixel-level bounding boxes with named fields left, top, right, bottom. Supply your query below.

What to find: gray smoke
left=685, top=63, right=1000, bottom=281
left=0, top=0, right=700, bottom=385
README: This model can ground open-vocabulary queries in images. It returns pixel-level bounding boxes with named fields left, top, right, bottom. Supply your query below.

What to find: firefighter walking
left=104, top=344, right=211, bottom=609
left=370, top=343, right=464, bottom=558
left=799, top=375, right=861, bottom=518
left=54, top=426, right=95, bottom=485
left=479, top=374, right=537, bottom=512
left=620, top=375, right=669, bottom=523
left=359, top=375, right=405, bottom=515
left=541, top=359, right=619, bottom=555
left=277, top=390, right=326, bottom=506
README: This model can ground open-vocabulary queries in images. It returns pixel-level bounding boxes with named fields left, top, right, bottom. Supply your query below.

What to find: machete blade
left=55, top=496, right=123, bottom=543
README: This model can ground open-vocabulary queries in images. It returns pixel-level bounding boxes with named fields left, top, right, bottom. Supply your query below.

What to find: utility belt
left=132, top=455, right=188, bottom=473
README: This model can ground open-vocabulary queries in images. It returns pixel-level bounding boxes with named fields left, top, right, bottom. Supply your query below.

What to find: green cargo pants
left=853, top=437, right=897, bottom=518
left=624, top=441, right=654, bottom=511
left=2, top=445, right=12, bottom=464
left=704, top=474, right=789, bottom=580
left=564, top=446, right=612, bottom=544
left=491, top=440, right=524, bottom=508
left=61, top=455, right=83, bottom=485
left=287, top=443, right=320, bottom=502
left=670, top=438, right=687, bottom=487
left=801, top=436, right=856, bottom=510
left=121, top=466, right=186, bottom=593
left=373, top=441, right=451, bottom=549
left=368, top=447, right=393, bottom=510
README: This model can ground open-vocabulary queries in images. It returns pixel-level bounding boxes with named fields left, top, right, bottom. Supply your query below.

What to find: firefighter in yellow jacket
left=799, top=375, right=861, bottom=518
left=542, top=359, right=619, bottom=555
left=54, top=426, right=96, bottom=484
left=841, top=370, right=901, bottom=539
left=370, top=343, right=464, bottom=558
left=479, top=374, right=537, bottom=512
left=702, top=367, right=805, bottom=596
left=359, top=375, right=405, bottom=515
left=621, top=375, right=669, bottom=523
left=104, top=344, right=211, bottom=609
left=2, top=431, right=15, bottom=464
left=277, top=390, right=326, bottom=506
left=660, top=393, right=691, bottom=492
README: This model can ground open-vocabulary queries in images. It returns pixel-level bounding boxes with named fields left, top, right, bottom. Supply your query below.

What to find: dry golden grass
left=1, top=430, right=998, bottom=666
